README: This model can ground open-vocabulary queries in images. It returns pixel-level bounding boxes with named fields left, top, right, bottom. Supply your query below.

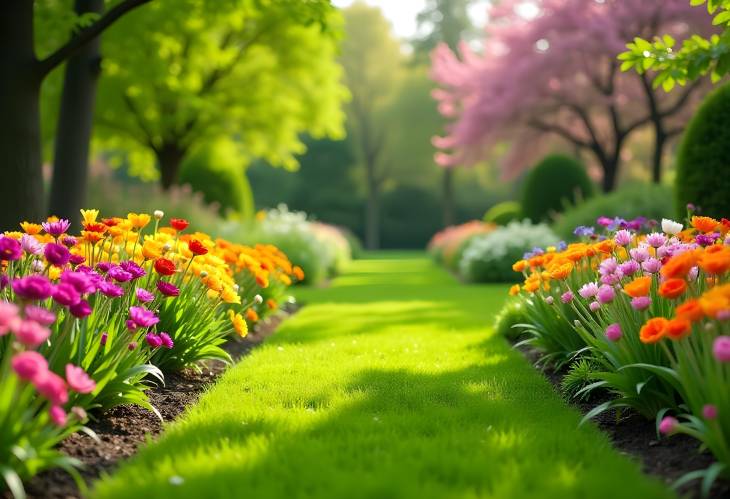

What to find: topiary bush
left=521, top=154, right=594, bottom=223
left=675, top=83, right=730, bottom=219
left=179, top=138, right=253, bottom=217
left=483, top=201, right=522, bottom=225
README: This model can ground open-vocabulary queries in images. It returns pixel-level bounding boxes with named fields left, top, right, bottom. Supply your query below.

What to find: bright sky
left=331, top=0, right=488, bottom=41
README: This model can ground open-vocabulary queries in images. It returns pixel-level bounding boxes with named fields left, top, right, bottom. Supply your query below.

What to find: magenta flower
left=96, top=261, right=112, bottom=273
left=100, top=332, right=108, bottom=346
left=145, top=333, right=163, bottom=349
left=159, top=332, right=174, bottom=349
left=60, top=270, right=96, bottom=294
left=0, top=237, right=22, bottom=261
left=561, top=291, right=574, bottom=303
left=128, top=341, right=138, bottom=351
left=597, top=285, right=615, bottom=304
left=579, top=282, right=599, bottom=299
left=49, top=405, right=67, bottom=427
left=52, top=282, right=81, bottom=307
left=108, top=266, right=133, bottom=283
left=14, top=319, right=51, bottom=347
left=21, top=234, right=43, bottom=256
left=129, top=306, right=159, bottom=328
left=42, top=219, right=70, bottom=237
left=13, top=275, right=53, bottom=300
left=135, top=288, right=154, bottom=303
left=0, top=301, right=19, bottom=334
left=157, top=280, right=180, bottom=297
left=713, top=336, right=730, bottom=363
left=34, top=371, right=68, bottom=405
left=44, top=242, right=70, bottom=267
left=618, top=260, right=640, bottom=277
left=645, top=232, right=667, bottom=248
left=126, top=319, right=138, bottom=331
left=600, top=273, right=621, bottom=286
left=696, top=233, right=719, bottom=247
left=614, top=230, right=632, bottom=246
left=12, top=351, right=48, bottom=382
left=605, top=323, right=622, bottom=342
left=69, top=254, right=86, bottom=266
left=119, top=261, right=146, bottom=279
left=641, top=258, right=662, bottom=274
left=61, top=236, right=78, bottom=248
left=589, top=301, right=601, bottom=312
left=70, top=300, right=92, bottom=318
left=703, top=404, right=718, bottom=420
left=631, top=296, right=652, bottom=311
left=598, top=258, right=618, bottom=276
left=24, top=305, right=56, bottom=326
left=659, top=416, right=678, bottom=435
left=596, top=216, right=613, bottom=227
left=65, top=364, right=96, bottom=394
left=98, top=281, right=124, bottom=298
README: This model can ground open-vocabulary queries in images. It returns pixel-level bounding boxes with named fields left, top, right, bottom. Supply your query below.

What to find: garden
left=2, top=0, right=730, bottom=498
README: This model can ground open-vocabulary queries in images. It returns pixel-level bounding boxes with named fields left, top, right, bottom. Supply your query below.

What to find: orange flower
left=245, top=308, right=259, bottom=323
left=528, top=255, right=545, bottom=268
left=640, top=317, right=668, bottom=344
left=675, top=299, right=704, bottom=322
left=292, top=266, right=305, bottom=281
left=665, top=318, right=691, bottom=340
left=20, top=222, right=42, bottom=235
left=699, top=248, right=730, bottom=275
left=659, top=278, right=687, bottom=299
left=692, top=216, right=720, bottom=233
left=266, top=299, right=277, bottom=310
left=661, top=251, right=697, bottom=279
left=594, top=239, right=614, bottom=254
left=522, top=280, right=539, bottom=293
left=624, top=276, right=652, bottom=298
left=549, top=262, right=573, bottom=280
left=699, top=284, right=730, bottom=318
left=509, top=284, right=520, bottom=296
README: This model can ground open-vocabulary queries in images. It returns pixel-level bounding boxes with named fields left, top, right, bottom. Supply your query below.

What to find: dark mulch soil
left=13, top=307, right=297, bottom=499
left=518, top=344, right=730, bottom=499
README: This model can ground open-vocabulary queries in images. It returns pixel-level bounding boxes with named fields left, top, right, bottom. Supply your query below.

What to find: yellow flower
left=228, top=310, right=248, bottom=337
left=127, top=213, right=151, bottom=229
left=20, top=222, right=42, bottom=235
left=221, top=286, right=241, bottom=304
left=49, top=266, right=62, bottom=281
left=80, top=209, right=99, bottom=225
left=3, top=232, right=22, bottom=240
left=142, top=240, right=164, bottom=260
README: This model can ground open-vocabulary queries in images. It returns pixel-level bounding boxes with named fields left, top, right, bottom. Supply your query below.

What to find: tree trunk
left=156, top=144, right=187, bottom=190
left=441, top=167, right=455, bottom=227
left=49, top=0, right=104, bottom=223
left=651, top=128, right=666, bottom=184
left=364, top=163, right=380, bottom=250
left=0, top=3, right=45, bottom=229
left=600, top=157, right=619, bottom=193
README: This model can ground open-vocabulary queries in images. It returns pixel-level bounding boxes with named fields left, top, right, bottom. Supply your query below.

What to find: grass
left=92, top=252, right=673, bottom=499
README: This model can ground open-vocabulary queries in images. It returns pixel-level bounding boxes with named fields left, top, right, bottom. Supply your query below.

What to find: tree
left=0, top=0, right=150, bottom=228
left=340, top=2, right=403, bottom=249
left=414, top=0, right=476, bottom=227
left=95, top=0, right=346, bottom=191
left=430, top=0, right=714, bottom=191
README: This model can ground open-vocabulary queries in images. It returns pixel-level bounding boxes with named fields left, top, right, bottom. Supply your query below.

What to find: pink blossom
left=60, top=270, right=96, bottom=294
left=0, top=301, right=19, bottom=334
left=65, top=364, right=96, bottom=394
left=49, top=405, right=67, bottom=427
left=589, top=301, right=601, bottom=312
left=24, top=305, right=56, bottom=326
left=629, top=247, right=649, bottom=263
left=600, top=273, right=621, bottom=286
left=560, top=291, right=574, bottom=303
left=11, top=351, right=48, bottom=382
left=52, top=282, right=81, bottom=307
left=69, top=300, right=92, bottom=319
left=14, top=319, right=51, bottom=347
left=34, top=371, right=68, bottom=405
left=129, top=306, right=159, bottom=328
left=703, top=404, right=718, bottom=420
left=641, top=258, right=662, bottom=274
left=659, top=416, right=678, bottom=435
left=618, top=260, right=640, bottom=277
left=599, top=258, right=618, bottom=276
left=614, top=230, right=632, bottom=247
left=713, top=336, right=730, bottom=362
left=631, top=296, right=652, bottom=311
left=605, top=323, right=622, bottom=342
left=135, top=288, right=154, bottom=303
left=12, top=275, right=53, bottom=300
left=579, top=282, right=599, bottom=299
left=21, top=234, right=43, bottom=255
left=145, top=333, right=163, bottom=349
left=597, top=285, right=615, bottom=304
left=159, top=332, right=174, bottom=349
left=645, top=232, right=667, bottom=248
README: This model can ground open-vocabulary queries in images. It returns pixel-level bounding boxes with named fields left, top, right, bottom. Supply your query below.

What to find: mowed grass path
left=93, top=253, right=672, bottom=499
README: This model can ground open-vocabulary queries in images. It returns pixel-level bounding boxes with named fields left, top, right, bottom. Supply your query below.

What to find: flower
left=599, top=258, right=618, bottom=276
left=589, top=301, right=601, bottom=312
left=228, top=310, right=248, bottom=337
left=573, top=226, right=595, bottom=237
left=659, top=278, right=687, bottom=299
left=24, top=305, right=55, bottom=326
left=170, top=218, right=189, bottom=231
left=21, top=234, right=43, bottom=255
left=645, top=232, right=667, bottom=248
left=70, top=300, right=92, bottom=318
left=665, top=318, right=691, bottom=340
left=544, top=296, right=554, bottom=305
left=188, top=239, right=208, bottom=256
left=154, top=258, right=176, bottom=276
left=696, top=233, right=718, bottom=247
left=34, top=371, right=68, bottom=405
left=699, top=248, right=730, bottom=275
left=246, top=309, right=259, bottom=322
left=49, top=405, right=67, bottom=427
left=661, top=219, right=683, bottom=235
left=129, top=306, right=159, bottom=328
left=703, top=404, right=718, bottom=420
left=154, top=210, right=164, bottom=220
left=675, top=299, right=703, bottom=322
left=44, top=242, right=70, bottom=266
left=578, top=282, right=599, bottom=299
left=641, top=258, right=662, bottom=274
left=0, top=236, right=22, bottom=261
left=12, top=275, right=53, bottom=300
left=156, top=280, right=180, bottom=297
left=100, top=332, right=108, bottom=346
left=20, top=222, right=42, bottom=235
left=508, top=284, right=520, bottom=296
left=108, top=266, right=133, bottom=283
left=614, top=230, right=632, bottom=246
left=713, top=336, right=730, bottom=362
left=12, top=351, right=48, bottom=382
left=52, top=282, right=81, bottom=307
left=61, top=236, right=78, bottom=248
left=640, top=317, right=668, bottom=344
left=692, top=216, right=720, bottom=233
left=597, top=285, right=615, bottom=304
left=135, top=288, right=155, bottom=303
left=42, top=219, right=71, bottom=237
left=96, top=262, right=112, bottom=273
left=127, top=213, right=151, bottom=229
left=629, top=247, right=649, bottom=263
left=69, top=254, right=85, bottom=265
left=0, top=301, right=19, bottom=334
left=561, top=291, right=574, bottom=303
left=60, top=270, right=96, bottom=294
left=128, top=341, right=138, bottom=351
left=65, top=364, right=96, bottom=393
left=624, top=276, right=652, bottom=298
left=618, top=260, right=640, bottom=277
left=659, top=416, right=678, bottom=435
left=119, top=260, right=146, bottom=279
left=145, top=333, right=162, bottom=348
left=605, top=323, right=622, bottom=342
left=98, top=281, right=124, bottom=298
left=631, top=296, right=652, bottom=311
left=159, top=332, right=174, bottom=349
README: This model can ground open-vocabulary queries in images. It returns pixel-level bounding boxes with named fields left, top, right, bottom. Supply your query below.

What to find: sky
left=331, top=0, right=488, bottom=41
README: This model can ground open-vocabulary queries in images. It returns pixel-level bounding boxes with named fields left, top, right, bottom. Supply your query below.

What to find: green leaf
left=0, top=465, right=26, bottom=499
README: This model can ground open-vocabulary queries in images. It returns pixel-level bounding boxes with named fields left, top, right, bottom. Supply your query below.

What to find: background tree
left=94, top=0, right=346, bottom=192
left=430, top=0, right=713, bottom=192
left=0, top=0, right=150, bottom=228
left=340, top=2, right=403, bottom=249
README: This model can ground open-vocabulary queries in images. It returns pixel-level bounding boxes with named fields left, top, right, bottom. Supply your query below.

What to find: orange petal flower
left=624, top=276, right=652, bottom=298
left=509, top=284, right=520, bottom=296
left=659, top=278, right=687, bottom=299
left=699, top=248, right=730, bottom=275
left=549, top=262, right=574, bottom=280
left=691, top=216, right=720, bottom=233
left=640, top=317, right=668, bottom=344
left=665, top=318, right=691, bottom=340
left=661, top=251, right=697, bottom=279
left=675, top=299, right=704, bottom=322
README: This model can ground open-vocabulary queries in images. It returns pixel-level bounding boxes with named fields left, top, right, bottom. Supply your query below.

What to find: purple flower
left=0, top=275, right=9, bottom=290
left=108, top=266, right=133, bottom=283
left=61, top=236, right=77, bottom=248
left=631, top=296, right=652, bottom=311
left=135, top=288, right=154, bottom=303
left=42, top=219, right=70, bottom=237
left=641, top=258, right=662, bottom=274
left=600, top=273, right=621, bottom=286
left=713, top=336, right=730, bottom=362
left=119, top=261, right=146, bottom=279
left=52, top=283, right=81, bottom=307
left=561, top=291, right=574, bottom=303
left=156, top=280, right=180, bottom=297
left=96, top=261, right=112, bottom=273
left=0, top=237, right=22, bottom=261
left=618, top=260, right=640, bottom=277
left=12, top=275, right=53, bottom=300
left=589, top=301, right=601, bottom=312
left=21, top=235, right=43, bottom=256
left=573, top=226, right=595, bottom=237
left=100, top=332, right=108, bottom=346
left=696, top=233, right=719, bottom=247
left=69, top=254, right=85, bottom=266
left=129, top=306, right=159, bottom=328
left=598, top=258, right=618, bottom=276
left=645, top=232, right=667, bottom=248
left=625, top=217, right=647, bottom=231
left=145, top=333, right=163, bottom=349
left=25, top=305, right=56, bottom=326
left=578, top=282, right=599, bottom=299
left=629, top=247, right=649, bottom=263
left=614, top=230, right=632, bottom=246
left=126, top=319, right=138, bottom=331
left=44, top=242, right=70, bottom=267
left=69, top=300, right=92, bottom=318
left=605, top=323, right=622, bottom=342
left=597, top=285, right=615, bottom=304
left=596, top=216, right=613, bottom=228
left=60, top=270, right=97, bottom=295
left=98, top=281, right=124, bottom=298
left=159, top=332, right=174, bottom=349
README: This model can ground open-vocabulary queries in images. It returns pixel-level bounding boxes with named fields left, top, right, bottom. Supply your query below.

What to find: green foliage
left=552, top=184, right=675, bottom=240
left=521, top=155, right=594, bottom=223
left=561, top=359, right=599, bottom=402
left=179, top=138, right=253, bottom=217
left=484, top=201, right=523, bottom=225
left=381, top=186, right=442, bottom=249
left=675, top=83, right=730, bottom=219
left=494, top=299, right=529, bottom=341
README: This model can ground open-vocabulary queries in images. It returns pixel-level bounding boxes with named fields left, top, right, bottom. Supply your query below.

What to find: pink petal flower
left=65, top=364, right=96, bottom=394
left=11, top=351, right=48, bottom=382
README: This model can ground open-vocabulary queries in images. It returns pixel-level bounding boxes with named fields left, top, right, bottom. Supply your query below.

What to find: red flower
left=102, top=218, right=120, bottom=227
left=154, top=258, right=176, bottom=276
left=170, top=218, right=189, bottom=231
left=188, top=239, right=208, bottom=256
left=83, top=222, right=107, bottom=233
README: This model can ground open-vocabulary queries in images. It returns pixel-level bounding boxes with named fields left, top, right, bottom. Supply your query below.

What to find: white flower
left=661, top=218, right=683, bottom=235
left=254, top=294, right=263, bottom=304
left=153, top=209, right=164, bottom=220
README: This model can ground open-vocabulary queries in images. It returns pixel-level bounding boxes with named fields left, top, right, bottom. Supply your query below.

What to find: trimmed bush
left=521, top=154, right=594, bottom=223
left=494, top=299, right=529, bottom=341
left=179, top=138, right=253, bottom=217
left=552, top=183, right=674, bottom=240
left=483, top=201, right=522, bottom=225
left=675, top=83, right=730, bottom=219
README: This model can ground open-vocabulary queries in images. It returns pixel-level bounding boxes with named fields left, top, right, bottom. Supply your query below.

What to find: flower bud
left=154, top=210, right=164, bottom=220
left=254, top=294, right=263, bottom=305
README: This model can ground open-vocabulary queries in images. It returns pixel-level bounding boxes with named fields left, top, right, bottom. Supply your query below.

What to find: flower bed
left=0, top=210, right=302, bottom=497
left=506, top=214, right=730, bottom=491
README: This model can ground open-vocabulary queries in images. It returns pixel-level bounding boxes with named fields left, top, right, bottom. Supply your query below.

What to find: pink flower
left=713, top=336, right=730, bottom=362
left=52, top=282, right=81, bottom=307
left=65, top=364, right=96, bottom=394
left=159, top=332, right=174, bottom=349
left=69, top=299, right=92, bottom=319
left=24, top=305, right=56, bottom=326
left=645, top=232, right=667, bottom=248
left=631, top=296, right=652, bottom=311
left=597, top=285, right=615, bottom=304
left=659, top=416, right=678, bottom=435
left=703, top=404, right=718, bottom=420
left=42, top=219, right=70, bottom=237
left=14, top=319, right=51, bottom=347
left=600, top=273, right=621, bottom=286
left=20, top=234, right=43, bottom=255
left=156, top=280, right=180, bottom=297
left=629, top=247, right=649, bottom=263
left=618, top=260, right=640, bottom=277
left=561, top=291, right=574, bottom=303
left=0, top=301, right=19, bottom=334
left=49, top=405, right=67, bottom=426
left=60, top=270, right=96, bottom=294
left=579, top=282, right=599, bottom=299
left=0, top=237, right=22, bottom=261
left=100, top=332, right=108, bottom=346
left=34, top=371, right=68, bottom=405
left=12, top=275, right=54, bottom=300
left=589, top=301, right=601, bottom=312
left=98, top=281, right=124, bottom=298
left=129, top=306, right=159, bottom=328
left=126, top=319, right=138, bottom=331
left=145, top=333, right=162, bottom=349
left=135, top=288, right=154, bottom=303
left=641, top=258, right=662, bottom=274
left=11, top=351, right=48, bottom=382
left=599, top=258, right=618, bottom=276
left=44, top=242, right=70, bottom=267
left=605, top=323, right=622, bottom=341
left=614, top=230, right=632, bottom=246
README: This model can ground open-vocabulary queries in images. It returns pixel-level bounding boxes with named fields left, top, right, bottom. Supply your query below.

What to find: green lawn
left=92, top=253, right=672, bottom=499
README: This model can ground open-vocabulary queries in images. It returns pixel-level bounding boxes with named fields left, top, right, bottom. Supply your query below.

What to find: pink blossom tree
left=430, top=0, right=715, bottom=191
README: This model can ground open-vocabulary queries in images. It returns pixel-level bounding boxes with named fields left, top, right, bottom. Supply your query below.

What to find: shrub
left=494, top=300, right=529, bottom=341
left=675, top=83, right=730, bottom=219
left=179, top=138, right=254, bottom=217
left=427, top=221, right=495, bottom=270
left=552, top=183, right=674, bottom=240
left=521, top=154, right=594, bottom=223
left=483, top=201, right=522, bottom=225
left=458, top=221, right=559, bottom=282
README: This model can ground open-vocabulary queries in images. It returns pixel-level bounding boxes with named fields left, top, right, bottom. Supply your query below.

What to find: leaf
left=578, top=399, right=623, bottom=427
left=702, top=462, right=726, bottom=497
left=574, top=380, right=608, bottom=398
left=619, top=363, right=681, bottom=387
left=0, top=465, right=26, bottom=499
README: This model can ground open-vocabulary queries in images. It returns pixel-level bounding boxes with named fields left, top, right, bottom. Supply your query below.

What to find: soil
left=13, top=307, right=297, bottom=499
left=518, top=344, right=730, bottom=499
